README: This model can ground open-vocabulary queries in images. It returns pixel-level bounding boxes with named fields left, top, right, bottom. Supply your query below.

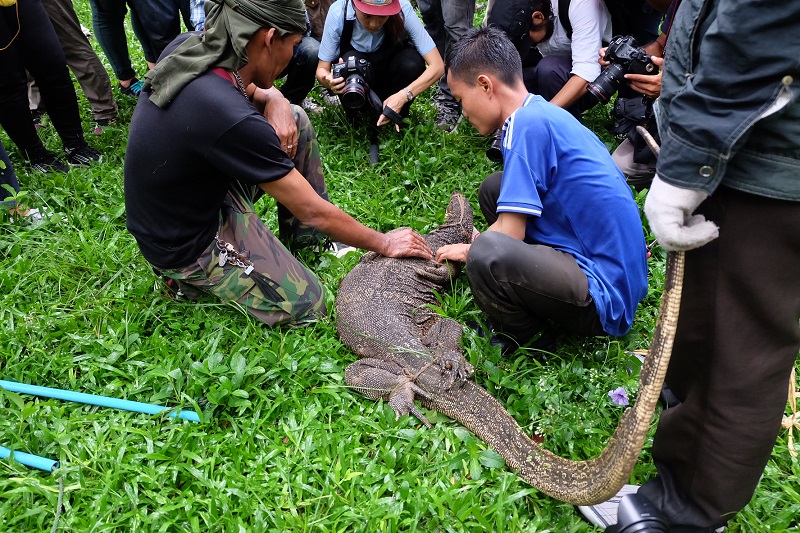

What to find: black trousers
left=0, top=0, right=85, bottom=158
left=467, top=172, right=606, bottom=341
left=639, top=186, right=800, bottom=531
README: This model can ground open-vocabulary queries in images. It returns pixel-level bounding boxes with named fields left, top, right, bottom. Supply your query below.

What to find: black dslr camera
left=332, top=53, right=403, bottom=124
left=607, top=494, right=670, bottom=533
left=332, top=54, right=380, bottom=111
left=331, top=52, right=404, bottom=166
left=587, top=35, right=659, bottom=104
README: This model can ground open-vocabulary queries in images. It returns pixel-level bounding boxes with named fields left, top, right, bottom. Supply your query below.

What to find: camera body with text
left=588, top=35, right=659, bottom=104
left=332, top=54, right=377, bottom=111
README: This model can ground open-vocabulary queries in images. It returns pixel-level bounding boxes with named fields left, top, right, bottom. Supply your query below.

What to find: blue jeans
left=279, top=36, right=320, bottom=105
left=89, top=0, right=145, bottom=79
left=129, top=0, right=184, bottom=62
left=0, top=141, right=21, bottom=208
left=88, top=0, right=182, bottom=78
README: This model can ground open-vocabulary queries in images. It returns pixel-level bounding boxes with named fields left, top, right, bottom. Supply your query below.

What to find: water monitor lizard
left=335, top=191, right=683, bottom=505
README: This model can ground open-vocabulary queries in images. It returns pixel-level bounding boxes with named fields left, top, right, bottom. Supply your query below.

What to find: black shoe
left=27, top=150, right=69, bottom=173
left=627, top=351, right=682, bottom=410
left=495, top=328, right=557, bottom=355
left=316, top=240, right=358, bottom=258
left=489, top=332, right=521, bottom=357
left=525, top=328, right=558, bottom=352
left=65, top=144, right=104, bottom=167
left=467, top=320, right=518, bottom=355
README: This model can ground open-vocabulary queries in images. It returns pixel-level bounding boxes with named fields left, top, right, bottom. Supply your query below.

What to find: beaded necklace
left=231, top=70, right=248, bottom=98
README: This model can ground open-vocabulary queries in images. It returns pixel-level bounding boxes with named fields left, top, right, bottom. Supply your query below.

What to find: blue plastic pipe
left=0, top=380, right=201, bottom=422
left=0, top=445, right=60, bottom=471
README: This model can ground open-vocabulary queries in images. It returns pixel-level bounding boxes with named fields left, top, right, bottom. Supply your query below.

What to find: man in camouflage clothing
left=124, top=0, right=432, bottom=326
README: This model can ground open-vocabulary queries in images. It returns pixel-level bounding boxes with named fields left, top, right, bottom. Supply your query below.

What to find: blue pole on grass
left=0, top=446, right=60, bottom=472
left=0, top=380, right=201, bottom=422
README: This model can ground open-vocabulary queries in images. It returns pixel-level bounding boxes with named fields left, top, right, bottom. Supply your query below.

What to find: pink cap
left=353, top=0, right=401, bottom=16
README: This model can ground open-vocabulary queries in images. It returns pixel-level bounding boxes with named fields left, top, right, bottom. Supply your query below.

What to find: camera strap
left=381, top=106, right=404, bottom=127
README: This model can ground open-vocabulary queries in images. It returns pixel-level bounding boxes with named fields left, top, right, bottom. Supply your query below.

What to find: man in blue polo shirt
left=436, top=26, right=648, bottom=353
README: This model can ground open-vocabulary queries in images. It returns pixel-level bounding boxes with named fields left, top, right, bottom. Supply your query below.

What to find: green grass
left=1, top=2, right=799, bottom=531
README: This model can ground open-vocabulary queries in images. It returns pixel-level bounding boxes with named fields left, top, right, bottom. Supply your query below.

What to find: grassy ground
left=1, top=2, right=799, bottom=531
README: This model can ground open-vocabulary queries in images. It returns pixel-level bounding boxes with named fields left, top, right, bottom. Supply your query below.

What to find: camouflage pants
left=156, top=106, right=328, bottom=326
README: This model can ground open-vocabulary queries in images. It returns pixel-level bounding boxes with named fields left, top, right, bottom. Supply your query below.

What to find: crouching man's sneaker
left=301, top=97, right=324, bottom=115
left=434, top=102, right=462, bottom=133
left=65, top=144, right=104, bottom=167
left=322, top=241, right=357, bottom=258
left=119, top=78, right=143, bottom=98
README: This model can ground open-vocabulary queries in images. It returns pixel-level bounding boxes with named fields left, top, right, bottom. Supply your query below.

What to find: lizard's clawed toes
left=437, top=353, right=475, bottom=388
left=389, top=386, right=432, bottom=428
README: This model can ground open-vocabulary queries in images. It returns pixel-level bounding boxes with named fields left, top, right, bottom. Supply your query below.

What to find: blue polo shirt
left=498, top=94, right=648, bottom=336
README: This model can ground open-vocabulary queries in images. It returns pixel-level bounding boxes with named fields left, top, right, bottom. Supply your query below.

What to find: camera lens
left=587, top=63, right=626, bottom=104
left=486, top=130, right=503, bottom=162
left=340, top=75, right=368, bottom=109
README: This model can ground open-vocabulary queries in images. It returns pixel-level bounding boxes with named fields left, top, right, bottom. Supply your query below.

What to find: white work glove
left=644, top=174, right=719, bottom=251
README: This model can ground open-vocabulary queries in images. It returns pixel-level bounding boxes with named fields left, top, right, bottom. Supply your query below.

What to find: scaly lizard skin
left=336, top=191, right=685, bottom=505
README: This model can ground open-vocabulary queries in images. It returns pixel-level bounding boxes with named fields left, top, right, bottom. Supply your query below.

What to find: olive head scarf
left=143, top=0, right=306, bottom=107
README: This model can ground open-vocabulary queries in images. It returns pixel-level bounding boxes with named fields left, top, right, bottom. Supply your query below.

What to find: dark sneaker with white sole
left=65, top=144, right=104, bottom=167
left=434, top=102, right=462, bottom=133
left=27, top=150, right=69, bottom=173
left=322, top=241, right=357, bottom=258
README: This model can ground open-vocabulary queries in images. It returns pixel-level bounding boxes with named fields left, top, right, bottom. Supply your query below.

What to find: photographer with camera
left=488, top=0, right=612, bottom=118
left=125, top=0, right=433, bottom=327
left=482, top=0, right=668, bottom=162
left=594, top=35, right=664, bottom=188
left=595, top=3, right=678, bottom=188
left=315, top=0, right=444, bottom=132
left=484, top=0, right=611, bottom=161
